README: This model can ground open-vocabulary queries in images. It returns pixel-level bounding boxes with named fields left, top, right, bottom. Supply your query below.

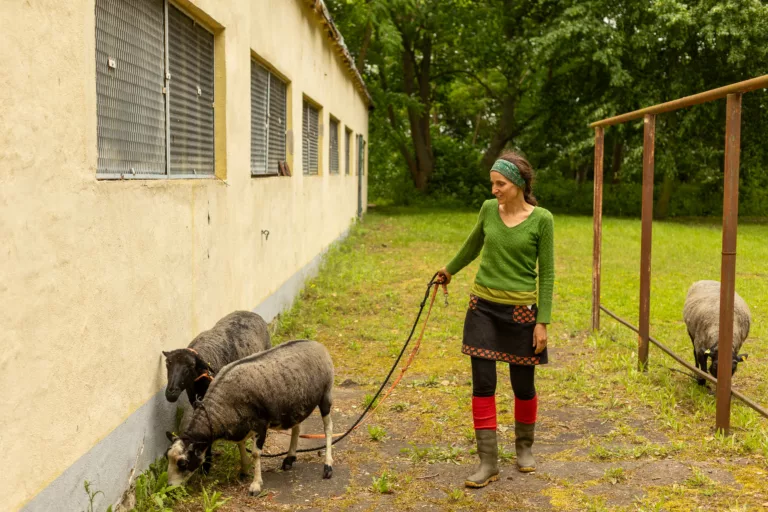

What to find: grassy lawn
left=145, top=207, right=768, bottom=511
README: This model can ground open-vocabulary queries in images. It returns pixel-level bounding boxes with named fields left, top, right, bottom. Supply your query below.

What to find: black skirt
left=461, top=294, right=548, bottom=365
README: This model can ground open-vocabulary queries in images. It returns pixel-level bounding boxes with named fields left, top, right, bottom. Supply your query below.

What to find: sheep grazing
left=165, top=339, right=335, bottom=495
left=683, top=280, right=751, bottom=385
left=163, top=310, right=271, bottom=405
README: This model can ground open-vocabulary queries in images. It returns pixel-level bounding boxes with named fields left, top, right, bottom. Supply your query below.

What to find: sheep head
left=162, top=349, right=201, bottom=402
left=705, top=348, right=748, bottom=379
left=165, top=431, right=209, bottom=486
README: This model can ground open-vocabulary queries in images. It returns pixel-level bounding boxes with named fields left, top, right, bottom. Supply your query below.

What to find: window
left=302, top=101, right=319, bottom=175
left=329, top=117, right=339, bottom=175
left=357, top=134, right=366, bottom=176
left=345, top=128, right=352, bottom=175
left=168, top=5, right=215, bottom=176
left=251, top=60, right=287, bottom=176
left=95, top=0, right=215, bottom=178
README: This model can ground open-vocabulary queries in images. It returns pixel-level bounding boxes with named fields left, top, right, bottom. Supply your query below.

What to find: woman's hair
left=497, top=150, right=538, bottom=206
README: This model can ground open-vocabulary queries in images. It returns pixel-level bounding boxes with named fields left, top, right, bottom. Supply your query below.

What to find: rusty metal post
left=638, top=114, right=655, bottom=371
left=716, top=93, right=742, bottom=434
left=592, top=127, right=605, bottom=332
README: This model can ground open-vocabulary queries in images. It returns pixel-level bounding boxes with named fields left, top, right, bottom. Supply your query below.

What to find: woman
left=437, top=151, right=554, bottom=488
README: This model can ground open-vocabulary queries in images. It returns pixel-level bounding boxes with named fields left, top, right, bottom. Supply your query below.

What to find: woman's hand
left=436, top=267, right=452, bottom=285
left=533, top=323, right=548, bottom=354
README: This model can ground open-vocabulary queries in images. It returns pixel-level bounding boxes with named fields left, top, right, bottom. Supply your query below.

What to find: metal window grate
left=95, top=0, right=166, bottom=177
left=267, top=74, right=287, bottom=174
left=250, top=60, right=269, bottom=175
left=357, top=134, right=364, bottom=175
left=168, top=4, right=215, bottom=176
left=345, top=129, right=351, bottom=175
left=329, top=118, right=339, bottom=174
left=303, top=101, right=319, bottom=175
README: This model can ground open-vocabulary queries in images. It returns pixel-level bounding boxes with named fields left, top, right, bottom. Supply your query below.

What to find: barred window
left=302, top=101, right=319, bottom=175
left=345, top=128, right=352, bottom=175
left=96, top=0, right=215, bottom=179
left=329, top=118, right=339, bottom=175
left=251, top=60, right=287, bottom=176
left=357, top=134, right=365, bottom=176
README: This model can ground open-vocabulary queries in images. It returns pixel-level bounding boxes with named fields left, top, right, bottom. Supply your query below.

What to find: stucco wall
left=0, top=0, right=369, bottom=510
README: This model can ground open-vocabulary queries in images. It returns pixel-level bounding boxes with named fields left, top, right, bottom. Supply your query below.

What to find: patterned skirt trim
left=462, top=294, right=548, bottom=366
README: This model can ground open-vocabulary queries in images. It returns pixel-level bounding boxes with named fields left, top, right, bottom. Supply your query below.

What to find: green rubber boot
left=515, top=421, right=536, bottom=472
left=465, top=429, right=500, bottom=488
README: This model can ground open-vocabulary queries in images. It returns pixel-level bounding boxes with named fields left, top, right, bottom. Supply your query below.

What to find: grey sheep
left=162, top=310, right=271, bottom=405
left=165, top=339, right=335, bottom=496
left=683, top=280, right=751, bottom=385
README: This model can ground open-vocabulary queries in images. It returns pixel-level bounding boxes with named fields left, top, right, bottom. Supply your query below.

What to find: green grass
left=165, top=207, right=768, bottom=511
left=367, top=424, right=387, bottom=441
left=371, top=470, right=396, bottom=494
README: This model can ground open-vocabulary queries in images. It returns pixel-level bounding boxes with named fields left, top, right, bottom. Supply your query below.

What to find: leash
left=261, top=272, right=447, bottom=458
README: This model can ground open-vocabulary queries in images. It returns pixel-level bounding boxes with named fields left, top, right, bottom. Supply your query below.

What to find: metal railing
left=590, top=74, right=768, bottom=434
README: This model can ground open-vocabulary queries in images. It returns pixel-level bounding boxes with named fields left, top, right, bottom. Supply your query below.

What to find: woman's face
left=490, top=171, right=520, bottom=203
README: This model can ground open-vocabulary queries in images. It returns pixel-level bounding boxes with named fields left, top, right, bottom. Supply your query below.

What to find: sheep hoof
left=697, top=378, right=706, bottom=386
left=323, top=464, right=333, bottom=479
left=239, top=471, right=250, bottom=480
left=248, top=483, right=263, bottom=496
left=281, top=455, right=297, bottom=471
left=201, top=462, right=212, bottom=475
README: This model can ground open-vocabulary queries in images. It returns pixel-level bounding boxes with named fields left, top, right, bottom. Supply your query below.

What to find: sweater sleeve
left=536, top=211, right=555, bottom=324
left=445, top=203, right=486, bottom=276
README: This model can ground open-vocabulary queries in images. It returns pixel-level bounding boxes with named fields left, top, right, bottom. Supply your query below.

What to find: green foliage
left=603, top=466, right=627, bottom=485
left=685, top=467, right=714, bottom=489
left=367, top=424, right=387, bottom=441
left=401, top=443, right=464, bottom=463
left=81, top=481, right=107, bottom=512
left=131, top=460, right=187, bottom=512
left=200, top=484, right=230, bottom=512
left=535, top=177, right=768, bottom=218
left=446, top=488, right=467, bottom=503
left=371, top=471, right=396, bottom=494
left=362, top=393, right=379, bottom=409
left=326, top=0, right=768, bottom=217
left=390, top=402, right=407, bottom=412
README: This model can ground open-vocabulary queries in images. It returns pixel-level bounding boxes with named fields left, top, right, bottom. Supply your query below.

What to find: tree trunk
left=401, top=32, right=434, bottom=192
left=378, top=63, right=419, bottom=187
left=471, top=113, right=482, bottom=145
left=656, top=173, right=675, bottom=219
left=480, top=94, right=517, bottom=172
left=611, top=139, right=623, bottom=184
left=356, top=21, right=373, bottom=71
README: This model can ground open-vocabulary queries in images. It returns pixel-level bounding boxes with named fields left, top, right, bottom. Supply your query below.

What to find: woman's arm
left=536, top=212, right=555, bottom=324
left=444, top=204, right=487, bottom=277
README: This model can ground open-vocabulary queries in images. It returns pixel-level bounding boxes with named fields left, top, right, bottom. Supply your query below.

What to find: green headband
left=491, top=159, right=525, bottom=188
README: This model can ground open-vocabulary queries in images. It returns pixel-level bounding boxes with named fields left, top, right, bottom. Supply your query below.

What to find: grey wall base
left=22, top=230, right=348, bottom=512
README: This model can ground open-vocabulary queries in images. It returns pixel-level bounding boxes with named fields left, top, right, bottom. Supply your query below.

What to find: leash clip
left=441, top=283, right=449, bottom=307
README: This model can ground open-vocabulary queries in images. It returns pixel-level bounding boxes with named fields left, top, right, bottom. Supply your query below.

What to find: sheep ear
left=704, top=349, right=711, bottom=355
left=193, top=443, right=208, bottom=457
left=162, top=351, right=170, bottom=358
left=166, top=431, right=178, bottom=442
left=738, top=353, right=748, bottom=362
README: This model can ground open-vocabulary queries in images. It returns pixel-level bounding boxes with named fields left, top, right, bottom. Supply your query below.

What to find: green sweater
left=446, top=199, right=555, bottom=323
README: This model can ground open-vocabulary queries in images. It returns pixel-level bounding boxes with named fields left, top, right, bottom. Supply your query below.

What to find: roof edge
left=304, top=0, right=374, bottom=109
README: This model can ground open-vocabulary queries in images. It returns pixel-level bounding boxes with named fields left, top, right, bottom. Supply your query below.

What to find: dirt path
left=178, top=343, right=761, bottom=511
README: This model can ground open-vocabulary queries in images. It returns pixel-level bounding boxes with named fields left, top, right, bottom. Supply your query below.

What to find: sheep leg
left=696, top=351, right=709, bottom=386
left=202, top=449, right=213, bottom=475
left=320, top=394, right=333, bottom=479
left=238, top=433, right=253, bottom=479
left=281, top=425, right=300, bottom=471
left=249, top=424, right=268, bottom=496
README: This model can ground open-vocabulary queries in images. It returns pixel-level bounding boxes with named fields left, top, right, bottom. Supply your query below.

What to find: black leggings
left=471, top=357, right=536, bottom=400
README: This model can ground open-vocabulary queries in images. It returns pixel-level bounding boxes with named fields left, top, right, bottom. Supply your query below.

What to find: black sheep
left=166, top=340, right=335, bottom=495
